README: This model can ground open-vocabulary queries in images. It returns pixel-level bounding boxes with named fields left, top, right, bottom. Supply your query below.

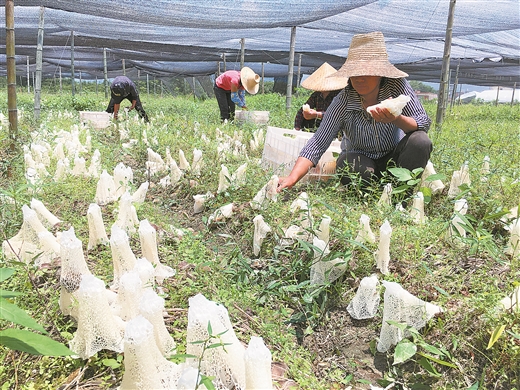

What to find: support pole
left=240, top=38, right=245, bottom=69
left=6, top=0, right=18, bottom=151
left=122, top=58, right=126, bottom=75
left=296, top=53, right=302, bottom=88
left=285, top=26, right=296, bottom=113
left=495, top=86, right=500, bottom=106
left=450, top=60, right=460, bottom=110
left=34, top=6, right=44, bottom=120
left=26, top=56, right=30, bottom=93
left=511, top=82, right=516, bottom=106
left=59, top=66, right=62, bottom=93
left=70, top=30, right=75, bottom=96
left=223, top=53, right=227, bottom=72
left=261, top=62, right=265, bottom=94
left=103, top=48, right=108, bottom=98
left=435, top=0, right=456, bottom=130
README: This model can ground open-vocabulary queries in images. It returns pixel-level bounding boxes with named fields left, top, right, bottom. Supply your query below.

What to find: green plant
left=0, top=267, right=73, bottom=357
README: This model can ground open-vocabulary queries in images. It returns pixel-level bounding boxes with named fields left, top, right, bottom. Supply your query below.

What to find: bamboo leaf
left=393, top=339, right=417, bottom=365
left=0, top=329, right=73, bottom=356
left=487, top=324, right=506, bottom=349
left=0, top=298, right=47, bottom=334
left=0, top=268, right=16, bottom=283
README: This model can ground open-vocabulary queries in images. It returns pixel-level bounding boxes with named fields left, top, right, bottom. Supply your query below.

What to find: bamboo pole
left=26, top=56, right=30, bottom=93
left=296, top=53, right=302, bottom=88
left=435, top=0, right=456, bottom=130
left=59, top=66, right=62, bottom=93
left=122, top=58, right=126, bottom=76
left=240, top=38, right=245, bottom=69
left=223, top=53, right=226, bottom=72
left=6, top=0, right=18, bottom=150
left=70, top=30, right=75, bottom=96
left=34, top=6, right=44, bottom=120
left=285, top=26, right=296, bottom=113
left=261, top=62, right=265, bottom=94
left=495, top=86, right=500, bottom=106
left=103, top=48, right=108, bottom=98
left=511, top=82, right=516, bottom=106
left=449, top=60, right=460, bottom=110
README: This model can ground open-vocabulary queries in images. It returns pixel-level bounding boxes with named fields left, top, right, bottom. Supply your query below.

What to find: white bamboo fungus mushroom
left=378, top=183, right=393, bottom=206
left=131, top=181, right=149, bottom=204
left=505, top=218, right=520, bottom=258
left=71, top=155, right=88, bottom=176
left=110, top=224, right=138, bottom=291
left=30, top=198, right=61, bottom=227
left=253, top=215, right=271, bottom=256
left=87, top=203, right=109, bottom=250
left=120, top=315, right=181, bottom=390
left=302, top=103, right=311, bottom=113
left=134, top=257, right=156, bottom=289
left=375, top=220, right=392, bottom=275
left=191, top=148, right=203, bottom=176
left=193, top=192, right=214, bottom=214
left=139, top=289, right=177, bottom=357
left=499, top=286, right=519, bottom=311
left=115, top=192, right=139, bottom=236
left=217, top=164, right=231, bottom=193
left=113, top=162, right=134, bottom=199
left=139, top=219, right=160, bottom=265
left=481, top=155, right=491, bottom=182
left=231, top=163, right=248, bottom=188
left=112, top=270, right=143, bottom=321
left=355, top=214, right=376, bottom=244
left=244, top=336, right=273, bottom=390
left=169, top=160, right=183, bottom=186
left=186, top=293, right=246, bottom=389
left=347, top=274, right=380, bottom=320
left=448, top=198, right=469, bottom=240
left=69, top=274, right=125, bottom=359
left=366, top=94, right=410, bottom=117
left=459, top=161, right=471, bottom=186
left=178, top=149, right=190, bottom=170
left=447, top=170, right=462, bottom=198
left=250, top=184, right=267, bottom=210
left=377, top=281, right=442, bottom=353
left=310, top=237, right=346, bottom=285
left=266, top=175, right=279, bottom=202
left=207, top=203, right=234, bottom=225
left=59, top=227, right=92, bottom=317
left=420, top=160, right=445, bottom=194
left=95, top=169, right=117, bottom=205
left=316, top=215, right=331, bottom=243
left=146, top=147, right=167, bottom=176
left=410, top=191, right=426, bottom=224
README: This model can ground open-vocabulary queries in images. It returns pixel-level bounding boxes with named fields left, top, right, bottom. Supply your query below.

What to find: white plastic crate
left=235, top=110, right=269, bottom=125
left=79, top=111, right=112, bottom=129
left=261, top=126, right=341, bottom=181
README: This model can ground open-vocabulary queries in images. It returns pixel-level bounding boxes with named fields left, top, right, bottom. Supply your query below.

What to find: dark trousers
left=214, top=84, right=235, bottom=122
left=106, top=96, right=149, bottom=123
left=336, top=131, right=432, bottom=185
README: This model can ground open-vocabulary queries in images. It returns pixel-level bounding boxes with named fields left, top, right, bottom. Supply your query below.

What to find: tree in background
left=409, top=80, right=437, bottom=93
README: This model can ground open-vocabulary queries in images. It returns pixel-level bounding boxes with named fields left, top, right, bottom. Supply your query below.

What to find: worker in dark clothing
left=106, top=76, right=149, bottom=122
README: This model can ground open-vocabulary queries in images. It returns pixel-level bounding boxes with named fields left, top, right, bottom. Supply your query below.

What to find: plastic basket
left=261, top=126, right=341, bottom=181
left=79, top=111, right=112, bottom=129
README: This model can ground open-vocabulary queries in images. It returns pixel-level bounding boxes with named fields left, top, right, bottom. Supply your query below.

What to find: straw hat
left=240, top=67, right=260, bottom=95
left=301, top=62, right=348, bottom=91
left=332, top=31, right=408, bottom=79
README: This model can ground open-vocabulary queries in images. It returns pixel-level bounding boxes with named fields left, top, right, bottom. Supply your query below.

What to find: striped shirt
left=299, top=78, right=431, bottom=164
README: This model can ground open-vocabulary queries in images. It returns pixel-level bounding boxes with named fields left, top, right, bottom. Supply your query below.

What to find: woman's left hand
left=370, top=107, right=397, bottom=123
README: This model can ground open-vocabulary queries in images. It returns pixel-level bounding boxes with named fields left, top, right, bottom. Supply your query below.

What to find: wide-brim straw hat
left=241, top=66, right=260, bottom=95
left=301, top=62, right=349, bottom=91
left=331, top=31, right=408, bottom=79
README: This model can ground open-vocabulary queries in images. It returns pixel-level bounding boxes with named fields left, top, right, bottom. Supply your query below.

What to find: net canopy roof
left=1, top=0, right=519, bottom=87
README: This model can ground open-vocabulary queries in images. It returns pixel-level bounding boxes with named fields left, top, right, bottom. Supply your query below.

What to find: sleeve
left=294, top=107, right=304, bottom=129
left=129, top=83, right=139, bottom=101
left=398, top=80, right=432, bottom=132
left=231, top=89, right=246, bottom=107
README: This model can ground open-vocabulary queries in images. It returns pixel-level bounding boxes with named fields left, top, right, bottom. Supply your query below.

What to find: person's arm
left=369, top=108, right=418, bottom=132
left=277, top=157, right=314, bottom=192
left=113, top=103, right=121, bottom=119
left=231, top=88, right=247, bottom=108
left=128, top=99, right=137, bottom=111
left=302, top=92, right=323, bottom=120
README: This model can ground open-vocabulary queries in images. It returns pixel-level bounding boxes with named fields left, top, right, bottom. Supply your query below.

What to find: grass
left=0, top=87, right=519, bottom=390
